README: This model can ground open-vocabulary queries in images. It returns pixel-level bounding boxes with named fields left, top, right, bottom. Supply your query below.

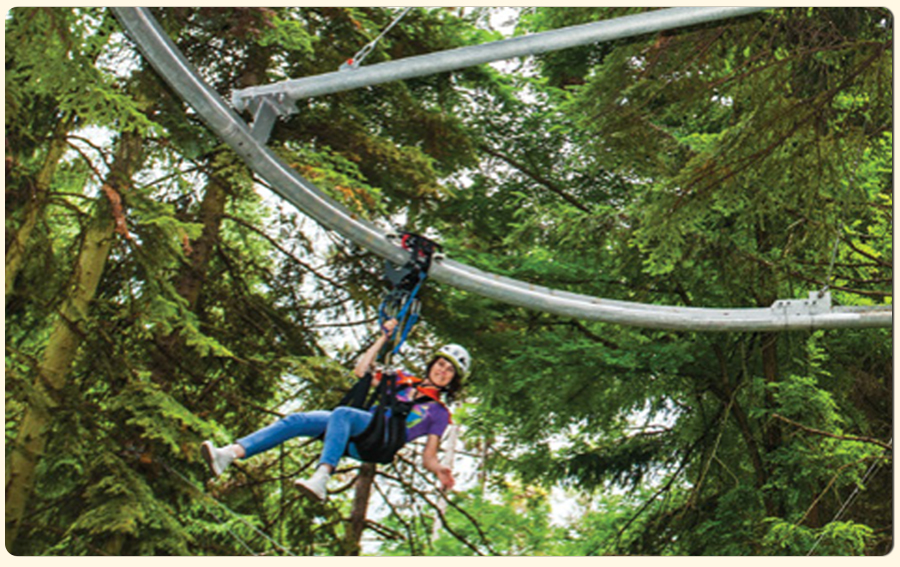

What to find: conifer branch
left=478, top=144, right=592, bottom=213
left=379, top=458, right=499, bottom=556
left=772, top=414, right=893, bottom=451
left=794, top=455, right=876, bottom=529
left=372, top=478, right=421, bottom=554
left=221, top=213, right=345, bottom=289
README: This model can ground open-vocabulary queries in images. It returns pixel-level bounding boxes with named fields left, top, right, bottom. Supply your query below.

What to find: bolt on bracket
left=771, top=291, right=833, bottom=318
left=238, top=93, right=296, bottom=144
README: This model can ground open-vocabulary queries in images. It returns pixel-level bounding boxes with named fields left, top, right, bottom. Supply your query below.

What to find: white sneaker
left=200, top=441, right=235, bottom=477
left=295, top=468, right=330, bottom=502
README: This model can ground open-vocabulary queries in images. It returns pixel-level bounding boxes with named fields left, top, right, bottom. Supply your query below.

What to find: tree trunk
left=760, top=331, right=783, bottom=517
left=709, top=343, right=770, bottom=495
left=5, top=131, right=144, bottom=550
left=345, top=462, right=376, bottom=555
left=5, top=114, right=75, bottom=302
left=149, top=174, right=227, bottom=384
left=176, top=175, right=227, bottom=309
left=148, top=40, right=269, bottom=386
left=753, top=223, right=784, bottom=518
left=730, top=397, right=768, bottom=490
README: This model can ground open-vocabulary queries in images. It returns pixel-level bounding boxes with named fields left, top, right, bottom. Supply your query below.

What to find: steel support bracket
left=771, top=291, right=833, bottom=318
left=240, top=93, right=296, bottom=144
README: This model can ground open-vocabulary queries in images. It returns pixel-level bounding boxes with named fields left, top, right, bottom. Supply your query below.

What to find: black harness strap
left=347, top=372, right=434, bottom=464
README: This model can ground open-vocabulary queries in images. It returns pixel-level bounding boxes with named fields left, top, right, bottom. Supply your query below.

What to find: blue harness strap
left=386, top=273, right=424, bottom=355
left=378, top=232, right=440, bottom=357
left=378, top=274, right=424, bottom=355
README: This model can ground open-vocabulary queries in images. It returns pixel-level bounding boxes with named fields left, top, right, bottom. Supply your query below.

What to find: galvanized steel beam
left=231, top=6, right=767, bottom=114
left=112, top=7, right=892, bottom=332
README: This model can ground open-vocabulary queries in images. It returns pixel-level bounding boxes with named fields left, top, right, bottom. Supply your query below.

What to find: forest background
left=4, top=6, right=893, bottom=556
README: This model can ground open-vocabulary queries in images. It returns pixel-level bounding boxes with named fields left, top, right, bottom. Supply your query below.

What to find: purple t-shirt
left=393, top=386, right=451, bottom=441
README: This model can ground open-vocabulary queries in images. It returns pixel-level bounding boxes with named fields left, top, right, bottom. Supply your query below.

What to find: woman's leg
left=295, top=406, right=373, bottom=501
left=318, top=406, right=373, bottom=469
left=236, top=410, right=332, bottom=458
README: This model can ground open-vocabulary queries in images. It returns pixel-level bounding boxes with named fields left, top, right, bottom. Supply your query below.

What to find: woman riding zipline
left=200, top=318, right=470, bottom=501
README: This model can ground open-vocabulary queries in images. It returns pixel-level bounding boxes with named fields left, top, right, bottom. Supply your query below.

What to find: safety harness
left=336, top=372, right=440, bottom=464
left=335, top=232, right=444, bottom=464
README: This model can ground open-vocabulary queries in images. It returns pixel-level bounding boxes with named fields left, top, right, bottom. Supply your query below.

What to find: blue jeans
left=236, top=407, right=373, bottom=468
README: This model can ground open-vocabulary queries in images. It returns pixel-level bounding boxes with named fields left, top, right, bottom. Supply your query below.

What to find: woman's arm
left=422, top=434, right=455, bottom=491
left=353, top=318, right=398, bottom=378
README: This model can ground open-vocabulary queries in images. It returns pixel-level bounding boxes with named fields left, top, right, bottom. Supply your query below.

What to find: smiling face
left=426, top=356, right=457, bottom=389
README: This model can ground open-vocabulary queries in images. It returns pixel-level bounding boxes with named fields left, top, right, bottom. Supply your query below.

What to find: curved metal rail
left=111, top=7, right=892, bottom=332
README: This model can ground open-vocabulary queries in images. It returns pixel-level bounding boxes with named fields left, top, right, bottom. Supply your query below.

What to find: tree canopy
left=5, top=7, right=892, bottom=556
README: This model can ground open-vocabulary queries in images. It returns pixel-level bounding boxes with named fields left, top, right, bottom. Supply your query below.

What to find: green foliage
left=277, top=142, right=386, bottom=219
left=6, top=8, right=157, bottom=138
left=436, top=7, right=890, bottom=557
left=256, top=11, right=316, bottom=55
left=67, top=453, right=192, bottom=555
left=762, top=519, right=874, bottom=556
left=382, top=486, right=564, bottom=556
left=109, top=377, right=217, bottom=454
left=560, top=430, right=677, bottom=492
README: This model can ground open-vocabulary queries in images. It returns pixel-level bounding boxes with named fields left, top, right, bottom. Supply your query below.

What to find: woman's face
left=427, top=357, right=457, bottom=388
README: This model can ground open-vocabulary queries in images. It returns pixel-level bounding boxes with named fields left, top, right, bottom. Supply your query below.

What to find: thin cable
left=158, top=460, right=261, bottom=555
left=806, top=439, right=891, bottom=556
left=820, top=234, right=842, bottom=296
left=120, top=447, right=264, bottom=554
left=160, top=460, right=299, bottom=557
left=342, top=8, right=413, bottom=70
left=162, top=462, right=270, bottom=555
left=205, top=508, right=259, bottom=557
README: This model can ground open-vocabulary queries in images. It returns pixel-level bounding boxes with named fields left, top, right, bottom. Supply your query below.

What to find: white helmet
left=434, top=344, right=471, bottom=379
